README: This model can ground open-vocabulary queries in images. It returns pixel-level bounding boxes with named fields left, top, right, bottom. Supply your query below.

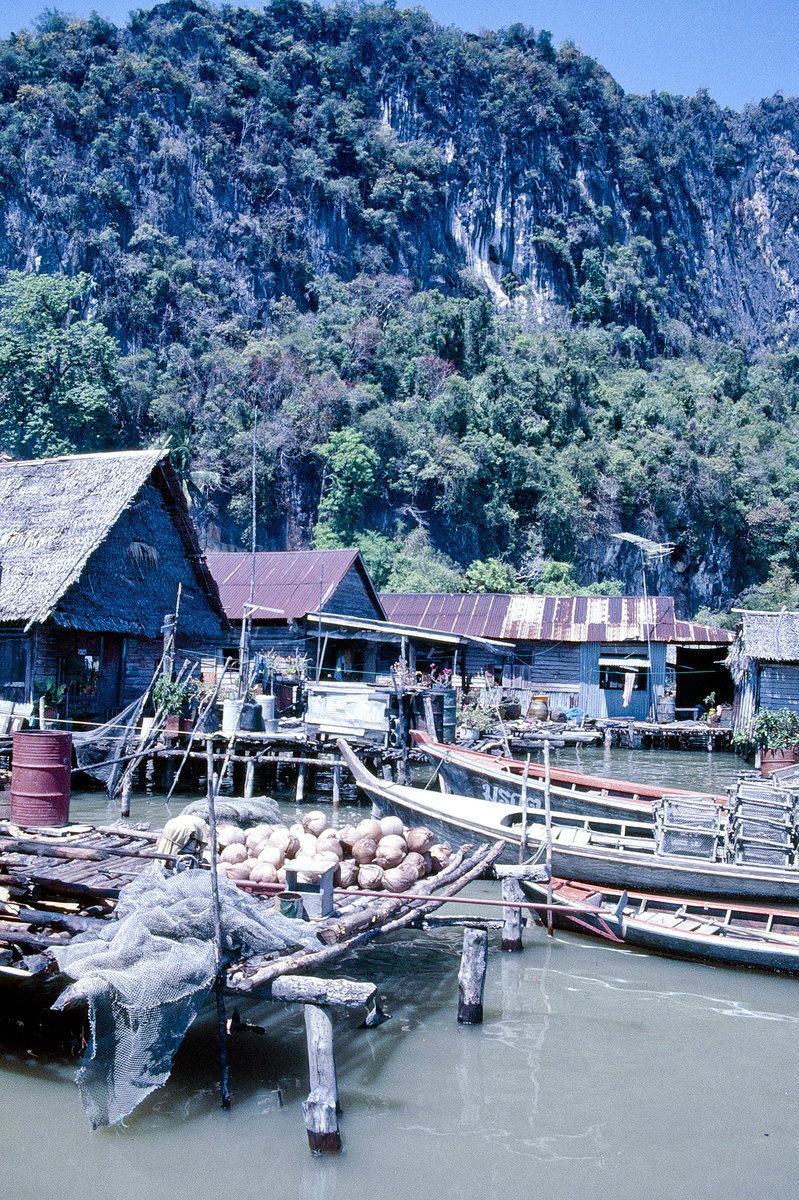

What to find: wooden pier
left=0, top=817, right=547, bottom=1153
left=596, top=718, right=732, bottom=752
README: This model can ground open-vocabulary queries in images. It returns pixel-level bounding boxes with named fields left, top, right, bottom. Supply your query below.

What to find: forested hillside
left=2, top=0, right=799, bottom=614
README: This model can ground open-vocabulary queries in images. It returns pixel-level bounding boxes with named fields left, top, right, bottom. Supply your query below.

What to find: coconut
left=379, top=833, right=406, bottom=854
left=383, top=865, right=416, bottom=893
left=257, top=844, right=285, bottom=870
left=269, top=826, right=291, bottom=849
left=298, top=832, right=318, bottom=857
left=245, top=831, right=269, bottom=856
left=316, top=834, right=344, bottom=860
left=358, top=863, right=385, bottom=890
left=250, top=861, right=278, bottom=885
left=379, top=815, right=405, bottom=838
left=219, top=861, right=250, bottom=881
left=335, top=859, right=359, bottom=887
left=276, top=866, right=287, bottom=884
left=352, top=836, right=378, bottom=865
left=356, top=817, right=383, bottom=843
left=302, top=810, right=328, bottom=836
left=403, top=851, right=429, bottom=879
left=406, top=826, right=435, bottom=854
left=220, top=843, right=248, bottom=865
left=429, top=843, right=450, bottom=873
left=250, top=823, right=275, bottom=841
left=289, top=822, right=305, bottom=838
left=338, top=825, right=360, bottom=851
left=375, top=839, right=405, bottom=870
left=217, top=824, right=246, bottom=848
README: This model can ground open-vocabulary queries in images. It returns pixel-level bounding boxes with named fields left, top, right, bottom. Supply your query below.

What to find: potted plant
left=35, top=677, right=67, bottom=724
left=736, top=708, right=799, bottom=776
left=153, top=676, right=191, bottom=732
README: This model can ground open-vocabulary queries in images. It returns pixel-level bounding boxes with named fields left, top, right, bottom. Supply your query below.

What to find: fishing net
left=180, top=794, right=283, bottom=826
left=51, top=864, right=319, bottom=1128
left=72, top=696, right=146, bottom=795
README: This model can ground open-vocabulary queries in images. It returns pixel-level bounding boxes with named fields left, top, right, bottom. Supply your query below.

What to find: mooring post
left=332, top=763, right=341, bottom=818
left=296, top=761, right=306, bottom=803
left=501, top=877, right=524, bottom=952
left=457, top=926, right=488, bottom=1024
left=120, top=773, right=132, bottom=818
left=243, top=756, right=255, bottom=801
left=302, top=1003, right=341, bottom=1154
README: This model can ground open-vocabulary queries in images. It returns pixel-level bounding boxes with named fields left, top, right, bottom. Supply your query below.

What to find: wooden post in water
left=120, top=772, right=132, bottom=819
left=243, top=756, right=255, bottom=801
left=302, top=1003, right=341, bottom=1153
left=518, top=753, right=530, bottom=864
left=332, top=763, right=341, bottom=819
left=543, top=738, right=553, bottom=938
left=457, top=926, right=488, bottom=1024
left=296, top=761, right=306, bottom=803
left=501, top=877, right=524, bottom=952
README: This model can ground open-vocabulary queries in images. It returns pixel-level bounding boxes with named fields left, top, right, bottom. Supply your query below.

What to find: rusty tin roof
left=206, top=549, right=384, bottom=622
left=380, top=593, right=733, bottom=646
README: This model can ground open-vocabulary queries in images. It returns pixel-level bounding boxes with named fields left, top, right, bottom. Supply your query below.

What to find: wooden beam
left=269, top=975, right=376, bottom=1010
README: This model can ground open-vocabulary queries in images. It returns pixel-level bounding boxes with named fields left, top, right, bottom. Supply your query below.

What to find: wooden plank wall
left=758, top=664, right=799, bottom=714
left=579, top=641, right=667, bottom=720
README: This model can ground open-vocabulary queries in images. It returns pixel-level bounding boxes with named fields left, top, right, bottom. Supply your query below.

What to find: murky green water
left=4, top=746, right=796, bottom=1200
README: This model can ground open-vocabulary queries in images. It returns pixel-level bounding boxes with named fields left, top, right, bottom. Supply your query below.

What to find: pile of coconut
left=212, top=809, right=451, bottom=893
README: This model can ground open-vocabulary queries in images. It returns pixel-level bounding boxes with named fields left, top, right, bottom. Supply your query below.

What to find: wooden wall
left=757, top=664, right=799, bottom=714
left=580, top=641, right=667, bottom=720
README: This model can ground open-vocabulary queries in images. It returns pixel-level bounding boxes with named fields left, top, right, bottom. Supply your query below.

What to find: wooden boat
left=414, top=732, right=724, bottom=820
left=521, top=876, right=799, bottom=974
left=337, top=739, right=799, bottom=904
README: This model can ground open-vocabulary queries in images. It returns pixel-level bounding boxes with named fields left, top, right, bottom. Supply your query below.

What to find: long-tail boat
left=337, top=740, right=799, bottom=904
left=521, top=876, right=799, bottom=974
left=413, top=731, right=725, bottom=821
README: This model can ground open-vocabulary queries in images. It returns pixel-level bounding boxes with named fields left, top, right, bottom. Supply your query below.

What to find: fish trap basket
left=655, top=827, right=721, bottom=860
left=731, top=841, right=795, bottom=868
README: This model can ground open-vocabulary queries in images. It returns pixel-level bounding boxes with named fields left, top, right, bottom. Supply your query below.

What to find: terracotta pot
left=760, top=747, right=799, bottom=776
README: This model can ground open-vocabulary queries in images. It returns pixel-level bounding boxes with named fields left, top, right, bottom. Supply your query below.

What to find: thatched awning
left=738, top=610, right=799, bottom=663
left=0, top=448, right=225, bottom=640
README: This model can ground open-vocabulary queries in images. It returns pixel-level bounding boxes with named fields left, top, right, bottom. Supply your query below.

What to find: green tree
left=314, top=428, right=379, bottom=543
left=0, top=272, right=122, bottom=458
left=463, top=557, right=520, bottom=593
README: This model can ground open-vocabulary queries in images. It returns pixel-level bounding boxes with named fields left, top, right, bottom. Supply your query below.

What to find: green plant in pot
left=736, top=708, right=799, bottom=774
left=153, top=676, right=190, bottom=717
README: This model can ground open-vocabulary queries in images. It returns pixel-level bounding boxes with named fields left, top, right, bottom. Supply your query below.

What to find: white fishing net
left=52, top=864, right=319, bottom=1127
left=72, top=696, right=146, bottom=795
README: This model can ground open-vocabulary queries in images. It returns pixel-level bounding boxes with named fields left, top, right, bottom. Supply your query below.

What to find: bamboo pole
left=543, top=738, right=553, bottom=937
left=518, top=753, right=530, bottom=864
left=206, top=737, right=231, bottom=1111
left=165, top=659, right=232, bottom=803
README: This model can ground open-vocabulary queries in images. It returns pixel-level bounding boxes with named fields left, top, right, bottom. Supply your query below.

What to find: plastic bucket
left=222, top=698, right=244, bottom=735
left=11, top=730, right=72, bottom=826
left=258, top=693, right=278, bottom=734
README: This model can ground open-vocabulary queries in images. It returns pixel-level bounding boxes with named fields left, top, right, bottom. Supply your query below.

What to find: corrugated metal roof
left=380, top=593, right=734, bottom=645
left=206, top=549, right=384, bottom=621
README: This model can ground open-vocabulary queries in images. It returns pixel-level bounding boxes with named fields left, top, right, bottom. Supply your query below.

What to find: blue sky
left=1, top=0, right=796, bottom=111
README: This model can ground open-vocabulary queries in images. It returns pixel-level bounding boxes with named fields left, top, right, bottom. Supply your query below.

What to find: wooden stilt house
left=0, top=448, right=226, bottom=725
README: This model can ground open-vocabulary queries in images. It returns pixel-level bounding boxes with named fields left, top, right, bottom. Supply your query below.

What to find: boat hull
left=521, top=879, right=799, bottom=974
left=338, top=740, right=799, bottom=904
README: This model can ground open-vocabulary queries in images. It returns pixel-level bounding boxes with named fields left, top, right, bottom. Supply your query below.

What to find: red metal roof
left=380, top=593, right=733, bottom=645
left=206, top=550, right=383, bottom=621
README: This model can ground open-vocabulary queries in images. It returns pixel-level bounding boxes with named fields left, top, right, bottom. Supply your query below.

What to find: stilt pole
left=302, top=1003, right=341, bottom=1153
left=457, top=926, right=488, bottom=1024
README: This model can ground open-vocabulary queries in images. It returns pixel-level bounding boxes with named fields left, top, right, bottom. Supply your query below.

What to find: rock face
left=0, top=3, right=797, bottom=347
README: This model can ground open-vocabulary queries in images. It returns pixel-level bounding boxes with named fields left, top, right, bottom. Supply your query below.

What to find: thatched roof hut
left=0, top=447, right=224, bottom=640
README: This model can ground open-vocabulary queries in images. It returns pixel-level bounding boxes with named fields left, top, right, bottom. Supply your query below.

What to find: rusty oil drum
left=11, top=730, right=72, bottom=826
